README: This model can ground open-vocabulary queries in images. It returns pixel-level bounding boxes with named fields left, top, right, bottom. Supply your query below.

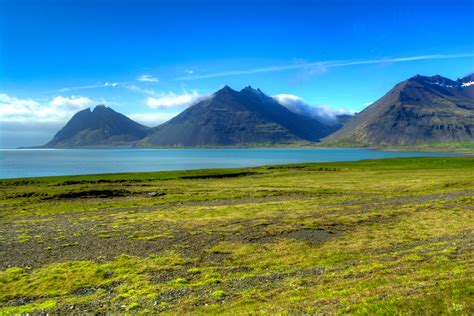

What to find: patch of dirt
left=244, top=227, right=339, bottom=245
left=179, top=171, right=257, bottom=180
left=44, top=189, right=132, bottom=200
left=1, top=189, right=472, bottom=270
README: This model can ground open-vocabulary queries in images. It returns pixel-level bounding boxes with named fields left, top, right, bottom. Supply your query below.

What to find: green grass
left=0, top=157, right=473, bottom=314
left=319, top=140, right=474, bottom=152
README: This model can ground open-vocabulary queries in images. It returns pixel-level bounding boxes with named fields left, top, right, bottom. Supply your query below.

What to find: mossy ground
left=0, top=157, right=473, bottom=314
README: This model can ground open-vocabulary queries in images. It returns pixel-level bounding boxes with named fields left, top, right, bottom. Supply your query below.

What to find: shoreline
left=7, top=145, right=474, bottom=153
left=1, top=155, right=468, bottom=181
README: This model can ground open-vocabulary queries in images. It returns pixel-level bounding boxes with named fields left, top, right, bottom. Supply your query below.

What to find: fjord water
left=0, top=148, right=454, bottom=179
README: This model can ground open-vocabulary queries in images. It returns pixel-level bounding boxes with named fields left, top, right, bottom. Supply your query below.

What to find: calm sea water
left=0, top=148, right=455, bottom=179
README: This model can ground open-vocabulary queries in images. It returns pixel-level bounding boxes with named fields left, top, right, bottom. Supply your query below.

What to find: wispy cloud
left=136, top=75, right=159, bottom=82
left=146, top=91, right=202, bottom=109
left=125, top=84, right=157, bottom=96
left=54, top=81, right=157, bottom=96
left=52, top=82, right=118, bottom=93
left=177, top=53, right=474, bottom=80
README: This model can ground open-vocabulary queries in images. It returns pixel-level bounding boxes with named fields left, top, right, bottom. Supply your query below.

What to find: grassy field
left=0, top=157, right=473, bottom=314
left=317, top=141, right=474, bottom=153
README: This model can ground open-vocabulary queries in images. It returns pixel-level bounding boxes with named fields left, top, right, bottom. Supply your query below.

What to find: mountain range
left=42, top=73, right=474, bottom=148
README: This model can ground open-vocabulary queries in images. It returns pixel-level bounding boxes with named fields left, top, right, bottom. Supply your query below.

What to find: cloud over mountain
left=273, top=94, right=352, bottom=125
left=128, top=112, right=179, bottom=127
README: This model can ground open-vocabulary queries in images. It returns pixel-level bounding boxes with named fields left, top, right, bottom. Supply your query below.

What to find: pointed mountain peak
left=213, top=86, right=239, bottom=100
left=92, top=104, right=110, bottom=112
left=324, top=72, right=474, bottom=146
left=44, top=106, right=149, bottom=148
left=241, top=85, right=262, bottom=93
left=240, top=86, right=266, bottom=99
left=142, top=84, right=334, bottom=147
left=216, top=85, right=234, bottom=93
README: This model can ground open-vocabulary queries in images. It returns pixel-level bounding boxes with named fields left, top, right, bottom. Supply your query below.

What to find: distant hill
left=140, top=86, right=336, bottom=147
left=323, top=74, right=474, bottom=146
left=44, top=105, right=150, bottom=148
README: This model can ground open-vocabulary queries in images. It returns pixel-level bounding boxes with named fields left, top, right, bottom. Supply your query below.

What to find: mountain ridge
left=139, top=86, right=337, bottom=147
left=44, top=105, right=150, bottom=148
left=323, top=74, right=474, bottom=146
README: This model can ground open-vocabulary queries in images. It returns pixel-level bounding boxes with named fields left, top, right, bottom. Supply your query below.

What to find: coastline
left=12, top=142, right=474, bottom=153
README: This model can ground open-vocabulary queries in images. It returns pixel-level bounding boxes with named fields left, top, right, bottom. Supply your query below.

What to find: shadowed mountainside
left=44, top=105, right=150, bottom=148
left=140, top=86, right=336, bottom=147
left=323, top=74, right=474, bottom=146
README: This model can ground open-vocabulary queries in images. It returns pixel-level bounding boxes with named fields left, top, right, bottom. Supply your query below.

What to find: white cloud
left=137, top=75, right=160, bottom=82
left=128, top=112, right=178, bottom=127
left=0, top=93, right=98, bottom=147
left=0, top=93, right=94, bottom=124
left=0, top=94, right=40, bottom=115
left=50, top=96, right=94, bottom=108
left=273, top=94, right=353, bottom=125
left=362, top=101, right=374, bottom=107
left=146, top=91, right=202, bottom=109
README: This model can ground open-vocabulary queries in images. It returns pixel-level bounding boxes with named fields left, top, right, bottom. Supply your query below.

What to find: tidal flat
left=0, top=157, right=473, bottom=314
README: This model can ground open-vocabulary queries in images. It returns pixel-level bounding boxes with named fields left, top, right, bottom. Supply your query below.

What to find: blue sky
left=1, top=0, right=473, bottom=147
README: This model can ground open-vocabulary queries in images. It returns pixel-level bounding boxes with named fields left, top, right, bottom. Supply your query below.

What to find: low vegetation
left=0, top=157, right=473, bottom=314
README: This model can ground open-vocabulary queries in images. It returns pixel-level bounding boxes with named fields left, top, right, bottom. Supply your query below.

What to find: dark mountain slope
left=141, top=86, right=335, bottom=147
left=45, top=105, right=150, bottom=148
left=323, top=74, right=474, bottom=146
